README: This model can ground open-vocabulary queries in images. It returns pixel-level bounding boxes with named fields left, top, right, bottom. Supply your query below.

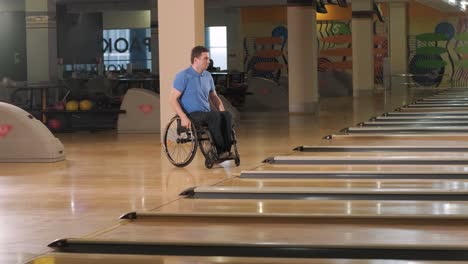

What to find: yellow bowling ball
left=65, top=100, right=79, bottom=111
left=79, top=99, right=93, bottom=111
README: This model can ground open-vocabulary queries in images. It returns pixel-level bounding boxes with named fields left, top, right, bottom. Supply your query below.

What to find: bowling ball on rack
left=47, top=118, right=62, bottom=131
left=65, top=100, right=79, bottom=111
left=53, top=101, right=65, bottom=111
left=79, top=99, right=93, bottom=111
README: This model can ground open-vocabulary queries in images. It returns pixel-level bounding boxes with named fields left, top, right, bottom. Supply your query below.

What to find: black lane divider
left=263, top=157, right=468, bottom=165
left=48, top=238, right=468, bottom=261
left=293, top=146, right=468, bottom=152
left=184, top=191, right=468, bottom=201
left=240, top=171, right=468, bottom=180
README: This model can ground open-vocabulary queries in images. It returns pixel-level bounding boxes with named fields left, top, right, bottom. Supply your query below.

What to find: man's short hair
left=191, top=46, right=209, bottom=64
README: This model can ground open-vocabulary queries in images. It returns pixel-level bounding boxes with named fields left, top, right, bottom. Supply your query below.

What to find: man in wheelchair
left=169, top=46, right=233, bottom=160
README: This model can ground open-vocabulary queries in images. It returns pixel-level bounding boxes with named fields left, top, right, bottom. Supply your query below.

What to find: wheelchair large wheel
left=163, top=116, right=198, bottom=167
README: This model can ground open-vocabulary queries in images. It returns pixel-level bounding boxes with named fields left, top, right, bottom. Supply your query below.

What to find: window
left=206, top=26, right=227, bottom=70
left=103, top=28, right=152, bottom=71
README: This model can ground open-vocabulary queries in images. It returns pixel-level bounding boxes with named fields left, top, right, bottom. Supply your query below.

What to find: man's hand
left=170, top=88, right=192, bottom=129
left=180, top=115, right=191, bottom=129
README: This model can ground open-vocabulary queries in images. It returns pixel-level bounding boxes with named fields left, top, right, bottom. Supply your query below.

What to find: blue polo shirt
left=173, top=66, right=215, bottom=113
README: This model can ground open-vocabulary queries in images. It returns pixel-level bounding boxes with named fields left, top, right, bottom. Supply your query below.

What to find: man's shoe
left=218, top=151, right=230, bottom=159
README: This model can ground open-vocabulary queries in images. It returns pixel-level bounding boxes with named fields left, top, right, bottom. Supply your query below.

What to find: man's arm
left=209, top=90, right=225, bottom=111
left=170, top=88, right=191, bottom=128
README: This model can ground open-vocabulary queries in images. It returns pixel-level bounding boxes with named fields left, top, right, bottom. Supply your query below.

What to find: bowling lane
left=152, top=198, right=468, bottom=219
left=344, top=126, right=468, bottom=133
left=216, top=178, right=468, bottom=190
left=240, top=167, right=468, bottom=180
left=286, top=151, right=468, bottom=158
left=320, top=135, right=468, bottom=145
left=252, top=164, right=468, bottom=173
left=264, top=155, right=468, bottom=165
left=54, top=216, right=468, bottom=251
left=25, top=253, right=468, bottom=264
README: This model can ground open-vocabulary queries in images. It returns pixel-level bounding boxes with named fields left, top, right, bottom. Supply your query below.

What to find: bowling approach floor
left=0, top=92, right=443, bottom=264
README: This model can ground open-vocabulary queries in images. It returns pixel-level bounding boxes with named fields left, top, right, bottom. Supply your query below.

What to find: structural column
left=352, top=0, right=374, bottom=96
left=388, top=1, right=408, bottom=92
left=158, top=0, right=205, bottom=137
left=150, top=2, right=159, bottom=74
left=226, top=8, right=243, bottom=71
left=25, top=0, right=57, bottom=81
left=287, top=2, right=318, bottom=114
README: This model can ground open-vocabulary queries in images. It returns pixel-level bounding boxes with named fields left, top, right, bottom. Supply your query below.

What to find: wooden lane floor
left=214, top=178, right=468, bottom=189
left=152, top=197, right=468, bottom=219
left=434, top=89, right=468, bottom=93
left=263, top=154, right=468, bottom=165
left=26, top=253, right=468, bottom=264
left=407, top=103, right=468, bottom=108
left=322, top=134, right=468, bottom=142
left=321, top=134, right=468, bottom=142
left=249, top=163, right=468, bottom=173
left=48, top=211, right=468, bottom=260
left=384, top=111, right=468, bottom=116
left=265, top=150, right=468, bottom=164
left=246, top=148, right=468, bottom=181
left=293, top=145, right=468, bottom=152
left=372, top=116, right=468, bottom=121
left=241, top=163, right=468, bottom=179
left=414, top=100, right=468, bottom=104
left=185, top=177, right=468, bottom=200
left=239, top=169, right=468, bottom=180
left=343, top=126, right=468, bottom=134
left=361, top=121, right=468, bottom=126
left=435, top=91, right=468, bottom=95
left=397, top=107, right=468, bottom=112
left=430, top=95, right=468, bottom=99
left=286, top=150, right=468, bottom=157
left=420, top=98, right=468, bottom=101
left=413, top=99, right=468, bottom=103
left=11, top=95, right=466, bottom=263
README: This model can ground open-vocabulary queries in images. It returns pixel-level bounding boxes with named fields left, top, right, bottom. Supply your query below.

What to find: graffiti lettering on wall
left=105, top=64, right=127, bottom=71
left=102, top=37, right=151, bottom=53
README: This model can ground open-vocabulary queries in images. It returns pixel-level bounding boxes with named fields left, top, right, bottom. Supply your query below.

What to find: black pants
left=189, top=111, right=233, bottom=153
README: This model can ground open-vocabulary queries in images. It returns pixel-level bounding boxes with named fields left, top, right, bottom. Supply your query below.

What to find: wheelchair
left=163, top=115, right=240, bottom=169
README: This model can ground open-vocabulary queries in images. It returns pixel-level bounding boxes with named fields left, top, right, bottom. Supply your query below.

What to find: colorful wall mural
left=240, top=5, right=387, bottom=96
left=243, top=27, right=288, bottom=83
left=409, top=17, right=468, bottom=87
left=317, top=20, right=388, bottom=82
left=398, top=1, right=468, bottom=88
left=239, top=1, right=468, bottom=95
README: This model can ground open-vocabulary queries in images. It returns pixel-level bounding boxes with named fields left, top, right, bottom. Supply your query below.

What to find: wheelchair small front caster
left=235, top=157, right=240, bottom=166
left=205, top=159, right=214, bottom=169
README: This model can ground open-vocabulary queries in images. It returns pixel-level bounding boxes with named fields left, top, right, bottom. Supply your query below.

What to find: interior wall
left=0, top=0, right=24, bottom=11
left=57, top=5, right=103, bottom=64
left=206, top=7, right=243, bottom=71
left=103, top=11, right=150, bottom=29
left=66, top=0, right=152, bottom=13
left=240, top=6, right=286, bottom=38
left=0, top=10, right=27, bottom=81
